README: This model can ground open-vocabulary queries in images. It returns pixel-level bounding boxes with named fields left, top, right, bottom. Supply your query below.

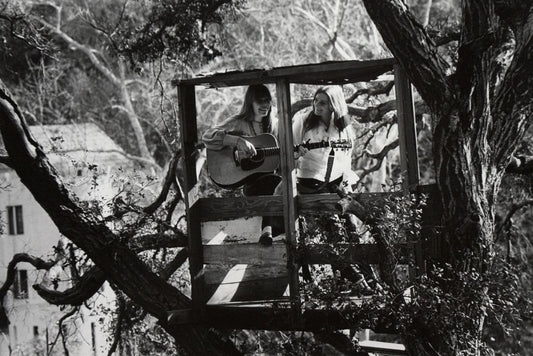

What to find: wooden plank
left=204, top=264, right=288, bottom=284
left=206, top=276, right=289, bottom=304
left=198, top=196, right=283, bottom=221
left=201, top=217, right=262, bottom=244
left=359, top=340, right=406, bottom=355
left=206, top=278, right=289, bottom=304
left=176, top=59, right=395, bottom=87
left=276, top=78, right=301, bottom=321
left=178, top=83, right=205, bottom=318
left=185, top=304, right=384, bottom=331
left=203, top=244, right=287, bottom=265
left=204, top=264, right=289, bottom=304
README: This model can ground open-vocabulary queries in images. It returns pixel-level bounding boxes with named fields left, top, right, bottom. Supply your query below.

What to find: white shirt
left=293, top=110, right=355, bottom=183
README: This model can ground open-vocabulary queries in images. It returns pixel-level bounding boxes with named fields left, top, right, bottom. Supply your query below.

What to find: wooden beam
left=276, top=78, right=301, bottom=322
left=198, top=195, right=283, bottom=221
left=175, top=59, right=395, bottom=87
left=168, top=304, right=395, bottom=332
left=203, top=244, right=287, bottom=265
left=178, top=83, right=205, bottom=320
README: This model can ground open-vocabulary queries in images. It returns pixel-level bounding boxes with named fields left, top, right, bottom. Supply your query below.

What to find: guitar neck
left=256, top=142, right=331, bottom=157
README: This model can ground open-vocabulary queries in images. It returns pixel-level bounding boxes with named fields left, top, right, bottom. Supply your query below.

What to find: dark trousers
left=242, top=173, right=284, bottom=235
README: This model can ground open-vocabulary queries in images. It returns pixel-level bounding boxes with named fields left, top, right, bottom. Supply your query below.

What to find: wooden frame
left=173, top=59, right=428, bottom=334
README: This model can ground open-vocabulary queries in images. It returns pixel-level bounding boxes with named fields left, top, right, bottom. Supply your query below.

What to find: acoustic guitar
left=207, top=133, right=352, bottom=188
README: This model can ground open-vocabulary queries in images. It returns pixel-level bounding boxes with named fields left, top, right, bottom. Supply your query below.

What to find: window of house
left=13, top=269, right=29, bottom=299
left=33, top=326, right=39, bottom=337
left=7, top=205, right=24, bottom=235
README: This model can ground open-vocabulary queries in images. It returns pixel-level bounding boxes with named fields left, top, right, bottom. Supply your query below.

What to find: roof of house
left=29, top=123, right=124, bottom=154
left=0, top=123, right=127, bottom=173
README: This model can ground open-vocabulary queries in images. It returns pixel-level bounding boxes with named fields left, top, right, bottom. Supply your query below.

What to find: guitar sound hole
left=241, top=151, right=265, bottom=171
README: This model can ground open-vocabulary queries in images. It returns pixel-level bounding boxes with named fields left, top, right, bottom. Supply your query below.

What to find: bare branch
left=431, top=30, right=460, bottom=46
left=0, top=253, right=55, bottom=298
left=346, top=81, right=395, bottom=103
left=33, top=267, right=105, bottom=306
left=47, top=307, right=78, bottom=356
left=354, top=139, right=399, bottom=191
left=496, top=199, right=533, bottom=235
left=144, top=153, right=181, bottom=214
left=0, top=253, right=55, bottom=331
left=160, top=248, right=189, bottom=280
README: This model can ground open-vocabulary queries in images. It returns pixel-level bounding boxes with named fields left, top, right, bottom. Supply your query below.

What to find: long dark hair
left=303, top=86, right=348, bottom=134
left=235, top=84, right=273, bottom=133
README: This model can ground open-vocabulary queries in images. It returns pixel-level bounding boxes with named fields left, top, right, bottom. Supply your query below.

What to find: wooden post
left=178, top=83, right=205, bottom=320
left=394, top=64, right=420, bottom=191
left=276, top=79, right=301, bottom=323
left=394, top=64, right=424, bottom=276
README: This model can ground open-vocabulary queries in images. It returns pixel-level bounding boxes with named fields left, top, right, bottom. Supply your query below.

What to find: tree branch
left=0, top=155, right=13, bottom=168
left=506, top=155, right=533, bottom=174
left=362, top=0, right=452, bottom=114
left=160, top=248, right=189, bottom=280
left=0, top=253, right=55, bottom=331
left=496, top=199, right=533, bottom=236
left=33, top=233, right=188, bottom=307
left=143, top=153, right=181, bottom=214
left=33, top=266, right=105, bottom=306
left=346, top=81, right=395, bottom=103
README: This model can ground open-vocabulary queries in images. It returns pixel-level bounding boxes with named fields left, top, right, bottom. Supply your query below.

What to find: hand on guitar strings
left=236, top=137, right=257, bottom=158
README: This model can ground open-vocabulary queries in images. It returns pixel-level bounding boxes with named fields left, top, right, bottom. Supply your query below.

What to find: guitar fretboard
left=255, top=141, right=349, bottom=157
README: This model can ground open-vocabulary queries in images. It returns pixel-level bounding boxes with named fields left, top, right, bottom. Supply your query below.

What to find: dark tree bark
left=0, top=82, right=241, bottom=355
left=362, top=0, right=532, bottom=355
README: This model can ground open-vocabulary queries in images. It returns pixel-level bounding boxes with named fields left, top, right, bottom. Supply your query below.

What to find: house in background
left=0, top=123, right=138, bottom=355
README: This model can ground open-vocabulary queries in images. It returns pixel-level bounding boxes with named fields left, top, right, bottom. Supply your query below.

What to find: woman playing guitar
left=202, top=84, right=282, bottom=246
left=294, top=85, right=382, bottom=295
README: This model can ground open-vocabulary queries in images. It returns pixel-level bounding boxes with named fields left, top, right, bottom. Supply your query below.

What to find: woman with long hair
left=294, top=85, right=381, bottom=295
left=203, top=84, right=281, bottom=245
left=294, top=85, right=356, bottom=193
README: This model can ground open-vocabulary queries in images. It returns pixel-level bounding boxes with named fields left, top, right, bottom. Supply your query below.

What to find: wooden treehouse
left=170, top=59, right=442, bottom=348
